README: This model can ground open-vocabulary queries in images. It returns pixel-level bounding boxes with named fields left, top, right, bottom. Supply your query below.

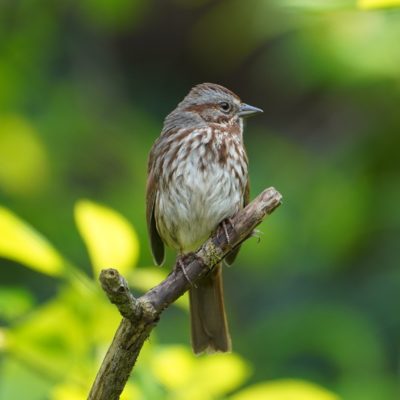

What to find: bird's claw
left=221, top=217, right=235, bottom=245
left=177, top=257, right=197, bottom=288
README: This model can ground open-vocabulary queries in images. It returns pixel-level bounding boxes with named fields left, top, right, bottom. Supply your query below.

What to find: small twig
left=88, top=187, right=282, bottom=400
left=99, top=269, right=141, bottom=320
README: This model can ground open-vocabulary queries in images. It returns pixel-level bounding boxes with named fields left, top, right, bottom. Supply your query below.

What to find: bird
left=146, top=83, right=262, bottom=354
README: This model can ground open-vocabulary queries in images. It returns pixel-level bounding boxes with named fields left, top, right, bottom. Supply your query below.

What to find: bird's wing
left=224, top=179, right=250, bottom=265
left=146, top=151, right=165, bottom=266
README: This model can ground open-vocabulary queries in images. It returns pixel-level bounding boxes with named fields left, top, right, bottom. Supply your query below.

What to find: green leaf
left=0, top=327, right=6, bottom=351
left=6, top=293, right=92, bottom=382
left=0, top=357, right=51, bottom=400
left=0, top=115, right=49, bottom=196
left=280, top=0, right=354, bottom=12
left=231, top=379, right=340, bottom=400
left=0, top=287, right=35, bottom=321
left=0, top=207, right=65, bottom=276
left=358, top=0, right=400, bottom=9
left=74, top=200, right=139, bottom=278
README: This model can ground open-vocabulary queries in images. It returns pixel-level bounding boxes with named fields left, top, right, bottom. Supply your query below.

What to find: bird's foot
left=177, top=255, right=197, bottom=288
left=221, top=217, right=235, bottom=245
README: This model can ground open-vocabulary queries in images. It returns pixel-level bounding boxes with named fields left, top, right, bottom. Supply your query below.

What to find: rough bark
left=88, top=186, right=282, bottom=400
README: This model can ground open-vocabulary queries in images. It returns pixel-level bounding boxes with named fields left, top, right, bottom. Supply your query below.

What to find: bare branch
left=88, top=187, right=282, bottom=400
left=99, top=269, right=141, bottom=320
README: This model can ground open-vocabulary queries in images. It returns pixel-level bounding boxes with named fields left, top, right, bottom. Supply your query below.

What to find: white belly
left=156, top=157, right=245, bottom=253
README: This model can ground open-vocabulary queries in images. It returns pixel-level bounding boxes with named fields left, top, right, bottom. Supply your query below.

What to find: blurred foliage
left=358, top=0, right=400, bottom=9
left=0, top=115, right=49, bottom=195
left=74, top=199, right=139, bottom=276
left=1, top=0, right=400, bottom=398
left=0, top=206, right=65, bottom=276
left=0, top=204, right=338, bottom=399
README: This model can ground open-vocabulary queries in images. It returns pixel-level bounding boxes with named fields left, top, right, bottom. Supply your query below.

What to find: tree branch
left=88, top=187, right=282, bottom=400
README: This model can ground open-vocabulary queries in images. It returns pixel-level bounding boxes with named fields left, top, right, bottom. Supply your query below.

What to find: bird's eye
left=219, top=102, right=231, bottom=113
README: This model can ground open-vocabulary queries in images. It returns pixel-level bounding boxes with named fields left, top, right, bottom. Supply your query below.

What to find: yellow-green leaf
left=51, top=383, right=87, bottom=400
left=195, top=352, right=250, bottom=396
left=358, top=0, right=400, bottom=8
left=0, top=287, right=35, bottom=320
left=231, top=379, right=340, bottom=400
left=0, top=207, right=65, bottom=276
left=151, top=346, right=195, bottom=389
left=151, top=345, right=249, bottom=399
left=0, top=327, right=6, bottom=350
left=130, top=267, right=168, bottom=293
left=74, top=200, right=139, bottom=277
left=7, top=297, right=90, bottom=381
left=0, top=115, right=49, bottom=196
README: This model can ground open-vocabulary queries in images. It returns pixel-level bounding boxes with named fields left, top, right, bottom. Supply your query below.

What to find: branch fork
left=88, top=186, right=282, bottom=400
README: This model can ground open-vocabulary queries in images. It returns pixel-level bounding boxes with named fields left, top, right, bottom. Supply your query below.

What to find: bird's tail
left=189, top=263, right=231, bottom=354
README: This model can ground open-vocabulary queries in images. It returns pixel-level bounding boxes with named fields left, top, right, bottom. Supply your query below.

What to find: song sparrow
left=146, top=83, right=262, bottom=354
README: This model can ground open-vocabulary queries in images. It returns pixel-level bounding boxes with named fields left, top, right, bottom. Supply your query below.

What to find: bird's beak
left=239, top=103, right=263, bottom=118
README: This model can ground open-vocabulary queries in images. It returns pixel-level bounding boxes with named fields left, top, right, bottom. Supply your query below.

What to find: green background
left=1, top=0, right=400, bottom=399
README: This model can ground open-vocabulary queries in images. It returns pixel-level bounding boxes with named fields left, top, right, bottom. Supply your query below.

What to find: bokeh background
left=1, top=0, right=400, bottom=399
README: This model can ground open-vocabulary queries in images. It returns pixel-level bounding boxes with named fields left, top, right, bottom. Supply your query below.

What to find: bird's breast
left=155, top=127, right=248, bottom=253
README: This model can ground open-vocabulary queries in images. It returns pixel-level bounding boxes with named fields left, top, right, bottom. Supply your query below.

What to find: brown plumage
left=146, top=83, right=262, bottom=354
